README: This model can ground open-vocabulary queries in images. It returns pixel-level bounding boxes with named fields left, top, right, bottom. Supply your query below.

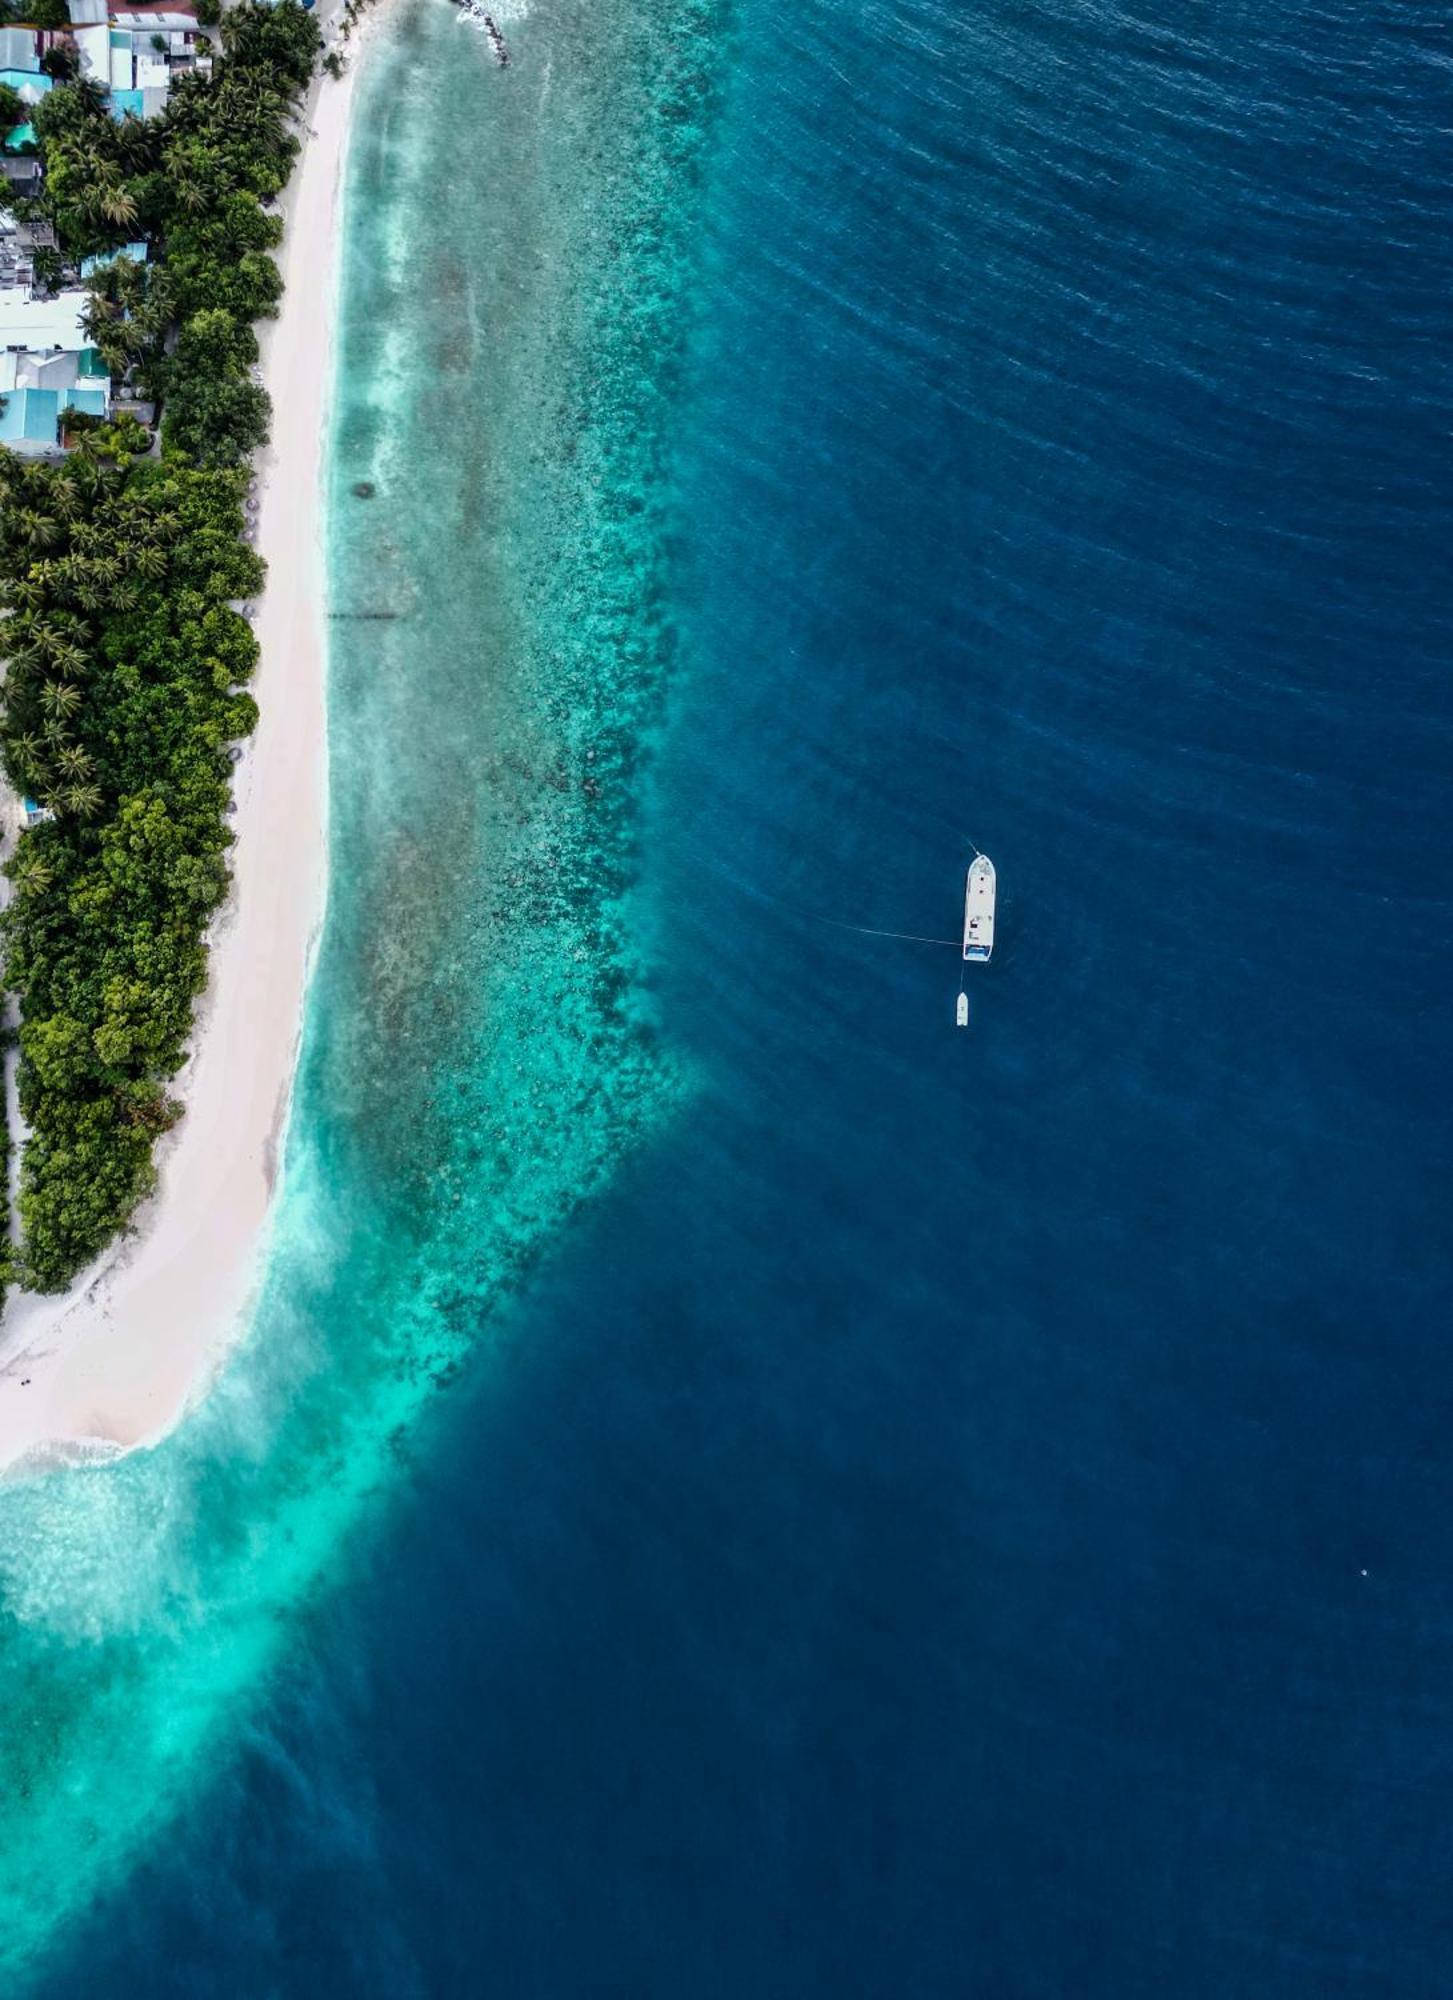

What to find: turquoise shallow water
left=13, top=0, right=1453, bottom=1989
left=0, top=0, right=723, bottom=1980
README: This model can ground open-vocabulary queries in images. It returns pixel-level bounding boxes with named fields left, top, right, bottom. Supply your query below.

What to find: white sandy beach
left=0, top=25, right=371, bottom=1478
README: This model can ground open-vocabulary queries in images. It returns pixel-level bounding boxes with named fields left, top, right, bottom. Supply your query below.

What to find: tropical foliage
left=0, top=2, right=319, bottom=1290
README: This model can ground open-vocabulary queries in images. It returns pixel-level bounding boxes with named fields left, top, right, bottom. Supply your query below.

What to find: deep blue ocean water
left=30, top=0, right=1453, bottom=1992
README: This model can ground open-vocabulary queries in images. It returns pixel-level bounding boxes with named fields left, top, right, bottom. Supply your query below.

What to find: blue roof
left=60, top=387, right=107, bottom=417
left=0, top=389, right=59, bottom=446
left=79, top=390, right=107, bottom=416
left=0, top=69, right=51, bottom=94
left=80, top=241, right=148, bottom=279
left=108, top=87, right=144, bottom=120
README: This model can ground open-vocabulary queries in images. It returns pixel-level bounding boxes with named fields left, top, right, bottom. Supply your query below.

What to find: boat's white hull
left=963, top=855, right=995, bottom=962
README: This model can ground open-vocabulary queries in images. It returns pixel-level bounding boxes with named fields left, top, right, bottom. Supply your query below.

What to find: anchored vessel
left=962, top=855, right=995, bottom=963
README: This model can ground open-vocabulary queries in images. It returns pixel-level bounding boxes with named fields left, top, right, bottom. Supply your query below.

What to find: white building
left=108, top=6, right=199, bottom=29
left=0, top=285, right=90, bottom=354
left=0, top=283, right=110, bottom=455
left=66, top=0, right=202, bottom=113
left=71, top=20, right=111, bottom=81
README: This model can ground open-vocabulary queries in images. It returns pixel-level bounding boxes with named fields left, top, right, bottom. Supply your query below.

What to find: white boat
left=962, top=855, right=995, bottom=962
left=956, top=991, right=969, bottom=1028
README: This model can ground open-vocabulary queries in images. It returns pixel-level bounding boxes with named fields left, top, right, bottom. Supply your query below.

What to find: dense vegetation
left=0, top=2, right=319, bottom=1290
left=0, top=0, right=69, bottom=28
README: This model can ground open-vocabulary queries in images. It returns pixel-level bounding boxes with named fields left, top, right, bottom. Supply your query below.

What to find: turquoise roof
left=0, top=387, right=109, bottom=446
left=108, top=87, right=144, bottom=120
left=80, top=241, right=148, bottom=279
left=0, top=389, right=59, bottom=446
left=60, top=387, right=107, bottom=417
left=4, top=122, right=36, bottom=150
left=0, top=69, right=50, bottom=93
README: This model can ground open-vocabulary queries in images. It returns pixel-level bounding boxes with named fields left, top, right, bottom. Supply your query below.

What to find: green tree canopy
left=0, top=3, right=319, bottom=1289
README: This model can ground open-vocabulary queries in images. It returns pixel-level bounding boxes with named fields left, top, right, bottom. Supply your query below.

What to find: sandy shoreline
left=0, top=24, right=371, bottom=1480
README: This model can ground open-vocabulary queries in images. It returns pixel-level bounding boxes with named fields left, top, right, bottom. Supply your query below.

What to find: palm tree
left=61, top=781, right=103, bottom=820
left=70, top=454, right=112, bottom=507
left=97, top=183, right=140, bottom=230
left=6, top=732, right=48, bottom=787
left=48, top=474, right=81, bottom=523
left=113, top=114, right=155, bottom=176
left=46, top=555, right=83, bottom=601
left=21, top=618, right=63, bottom=659
left=16, top=511, right=60, bottom=552
left=236, top=93, right=287, bottom=156
left=49, top=640, right=89, bottom=680
left=11, top=849, right=55, bottom=897
left=105, top=497, right=150, bottom=538
left=54, top=743, right=94, bottom=780
left=39, top=682, right=82, bottom=724
left=14, top=632, right=70, bottom=679
left=39, top=614, right=81, bottom=651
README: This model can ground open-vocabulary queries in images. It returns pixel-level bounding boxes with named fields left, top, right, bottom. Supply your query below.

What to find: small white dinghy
left=815, top=850, right=995, bottom=1027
